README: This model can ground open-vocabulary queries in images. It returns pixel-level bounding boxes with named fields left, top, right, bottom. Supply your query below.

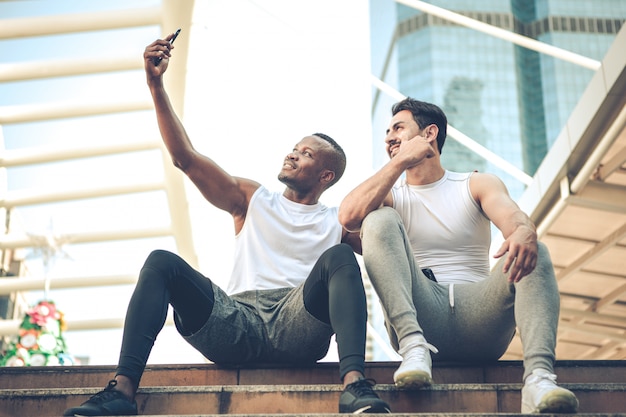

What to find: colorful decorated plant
left=1, top=300, right=76, bottom=366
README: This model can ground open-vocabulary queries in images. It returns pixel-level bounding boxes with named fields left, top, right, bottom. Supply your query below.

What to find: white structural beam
left=0, top=317, right=174, bottom=336
left=596, top=146, right=626, bottom=181
left=535, top=104, right=626, bottom=238
left=153, top=0, right=199, bottom=269
left=0, top=274, right=137, bottom=295
left=570, top=105, right=626, bottom=193
left=0, top=140, right=160, bottom=168
left=0, top=181, right=165, bottom=208
left=567, top=180, right=626, bottom=213
left=0, top=227, right=173, bottom=250
left=0, top=7, right=161, bottom=39
left=555, top=223, right=626, bottom=281
left=0, top=99, right=153, bottom=125
left=0, top=56, right=143, bottom=82
left=396, top=0, right=601, bottom=71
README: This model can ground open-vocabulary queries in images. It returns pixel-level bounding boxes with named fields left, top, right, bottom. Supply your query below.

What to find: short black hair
left=392, top=98, right=448, bottom=154
left=313, top=132, right=346, bottom=188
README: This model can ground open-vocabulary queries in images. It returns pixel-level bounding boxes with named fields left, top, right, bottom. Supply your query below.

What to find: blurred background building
left=370, top=0, right=625, bottom=200
left=1, top=0, right=625, bottom=365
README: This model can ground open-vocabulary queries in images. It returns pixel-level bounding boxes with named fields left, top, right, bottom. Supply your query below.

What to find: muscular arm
left=471, top=173, right=538, bottom=282
left=339, top=131, right=435, bottom=232
left=144, top=38, right=259, bottom=233
left=338, top=161, right=398, bottom=233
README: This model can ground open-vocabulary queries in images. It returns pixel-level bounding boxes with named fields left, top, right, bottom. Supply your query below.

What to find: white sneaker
left=521, top=369, right=579, bottom=413
left=393, top=342, right=438, bottom=389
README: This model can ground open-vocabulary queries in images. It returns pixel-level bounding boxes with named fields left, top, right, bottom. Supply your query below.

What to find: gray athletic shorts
left=175, top=282, right=334, bottom=364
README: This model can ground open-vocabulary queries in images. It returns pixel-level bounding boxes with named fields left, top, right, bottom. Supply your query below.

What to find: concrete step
left=1, top=361, right=624, bottom=416
left=2, top=381, right=626, bottom=416
left=3, top=360, right=625, bottom=390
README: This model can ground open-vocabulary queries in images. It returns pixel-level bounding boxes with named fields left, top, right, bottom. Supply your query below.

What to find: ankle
left=342, top=371, right=364, bottom=388
left=398, top=332, right=427, bottom=353
left=113, top=375, right=137, bottom=401
left=527, top=368, right=554, bottom=379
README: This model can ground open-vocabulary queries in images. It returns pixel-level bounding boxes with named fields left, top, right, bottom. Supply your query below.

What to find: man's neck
left=282, top=188, right=321, bottom=205
left=405, top=164, right=446, bottom=186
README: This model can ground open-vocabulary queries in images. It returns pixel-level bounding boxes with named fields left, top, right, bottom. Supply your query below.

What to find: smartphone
left=169, top=28, right=181, bottom=44
left=153, top=28, right=182, bottom=65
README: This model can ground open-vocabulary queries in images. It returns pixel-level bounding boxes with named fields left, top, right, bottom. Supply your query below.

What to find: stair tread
left=4, top=381, right=626, bottom=394
left=60, top=415, right=625, bottom=417
left=4, top=360, right=625, bottom=390
left=2, top=361, right=624, bottom=416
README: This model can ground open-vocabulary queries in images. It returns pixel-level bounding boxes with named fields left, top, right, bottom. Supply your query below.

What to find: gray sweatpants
left=361, top=207, right=559, bottom=380
left=179, top=285, right=334, bottom=365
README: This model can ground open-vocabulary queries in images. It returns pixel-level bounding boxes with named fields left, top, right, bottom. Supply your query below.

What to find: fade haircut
left=312, top=132, right=346, bottom=188
left=392, top=97, right=448, bottom=154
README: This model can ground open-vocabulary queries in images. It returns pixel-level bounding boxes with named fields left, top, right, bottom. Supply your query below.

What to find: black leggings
left=116, top=244, right=367, bottom=386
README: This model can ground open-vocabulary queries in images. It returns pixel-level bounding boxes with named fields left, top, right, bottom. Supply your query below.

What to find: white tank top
left=392, top=171, right=491, bottom=284
left=226, top=186, right=343, bottom=295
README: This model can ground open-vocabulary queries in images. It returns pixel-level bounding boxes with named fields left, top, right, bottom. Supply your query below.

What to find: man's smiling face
left=384, top=110, right=421, bottom=159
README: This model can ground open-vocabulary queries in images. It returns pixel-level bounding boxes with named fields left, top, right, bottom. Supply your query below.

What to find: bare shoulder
left=230, top=176, right=262, bottom=216
left=469, top=172, right=509, bottom=200
left=237, top=176, right=262, bottom=198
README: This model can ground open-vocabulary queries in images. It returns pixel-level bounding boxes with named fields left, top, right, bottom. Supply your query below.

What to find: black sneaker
left=63, top=380, right=138, bottom=416
left=339, top=378, right=391, bottom=414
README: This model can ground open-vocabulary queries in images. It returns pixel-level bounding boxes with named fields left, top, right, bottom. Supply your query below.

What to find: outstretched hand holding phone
left=151, top=28, right=181, bottom=65
left=144, top=29, right=181, bottom=79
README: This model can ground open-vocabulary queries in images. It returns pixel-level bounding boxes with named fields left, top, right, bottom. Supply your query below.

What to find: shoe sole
left=394, top=370, right=433, bottom=389
left=347, top=406, right=392, bottom=414
left=339, top=404, right=392, bottom=414
left=522, top=391, right=579, bottom=414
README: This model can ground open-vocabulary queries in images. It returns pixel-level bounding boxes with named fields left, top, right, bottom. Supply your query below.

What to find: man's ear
left=320, top=170, right=335, bottom=186
left=424, top=124, right=438, bottom=141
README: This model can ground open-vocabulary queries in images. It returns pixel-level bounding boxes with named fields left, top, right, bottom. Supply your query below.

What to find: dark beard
left=277, top=173, right=313, bottom=195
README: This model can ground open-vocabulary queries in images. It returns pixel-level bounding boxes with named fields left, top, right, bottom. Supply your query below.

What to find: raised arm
left=339, top=124, right=436, bottom=232
left=144, top=36, right=259, bottom=232
left=470, top=173, right=538, bottom=282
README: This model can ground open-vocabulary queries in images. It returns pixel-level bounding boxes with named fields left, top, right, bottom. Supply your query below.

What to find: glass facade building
left=370, top=0, right=626, bottom=200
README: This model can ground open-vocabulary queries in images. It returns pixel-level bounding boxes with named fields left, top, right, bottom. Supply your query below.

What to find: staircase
left=1, top=360, right=625, bottom=416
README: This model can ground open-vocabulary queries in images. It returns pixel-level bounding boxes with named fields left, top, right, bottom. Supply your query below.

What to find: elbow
left=170, top=150, right=196, bottom=173
left=172, top=157, right=187, bottom=172
left=338, top=207, right=362, bottom=233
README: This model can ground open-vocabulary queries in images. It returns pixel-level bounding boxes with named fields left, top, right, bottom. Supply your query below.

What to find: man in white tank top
left=63, top=34, right=390, bottom=416
left=339, top=97, right=578, bottom=414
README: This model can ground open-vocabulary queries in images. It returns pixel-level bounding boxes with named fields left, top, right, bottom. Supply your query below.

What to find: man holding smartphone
left=63, top=30, right=390, bottom=416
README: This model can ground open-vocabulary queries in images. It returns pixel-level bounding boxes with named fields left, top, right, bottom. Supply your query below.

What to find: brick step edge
left=4, top=382, right=626, bottom=397
left=79, top=414, right=626, bottom=417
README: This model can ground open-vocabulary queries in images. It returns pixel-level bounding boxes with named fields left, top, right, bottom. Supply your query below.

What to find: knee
left=322, top=243, right=358, bottom=267
left=519, top=242, right=556, bottom=286
left=362, top=207, right=401, bottom=239
left=534, top=242, right=556, bottom=278
left=143, top=249, right=180, bottom=272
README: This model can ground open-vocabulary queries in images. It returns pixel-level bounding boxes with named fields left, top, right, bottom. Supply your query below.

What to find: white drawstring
left=448, top=283, right=455, bottom=308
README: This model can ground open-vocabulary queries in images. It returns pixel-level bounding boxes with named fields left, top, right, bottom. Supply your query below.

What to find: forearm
left=148, top=81, right=195, bottom=171
left=339, top=160, right=403, bottom=232
left=499, top=210, right=537, bottom=242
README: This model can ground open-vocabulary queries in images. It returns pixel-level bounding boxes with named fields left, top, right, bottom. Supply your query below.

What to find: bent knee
left=321, top=243, right=358, bottom=266
left=362, top=207, right=402, bottom=239
left=535, top=241, right=556, bottom=273
left=143, top=249, right=182, bottom=271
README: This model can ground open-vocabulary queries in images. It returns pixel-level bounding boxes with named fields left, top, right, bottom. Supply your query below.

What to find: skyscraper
left=370, top=0, right=625, bottom=199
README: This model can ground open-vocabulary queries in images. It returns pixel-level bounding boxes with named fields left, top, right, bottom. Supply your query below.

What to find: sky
left=0, top=0, right=383, bottom=365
